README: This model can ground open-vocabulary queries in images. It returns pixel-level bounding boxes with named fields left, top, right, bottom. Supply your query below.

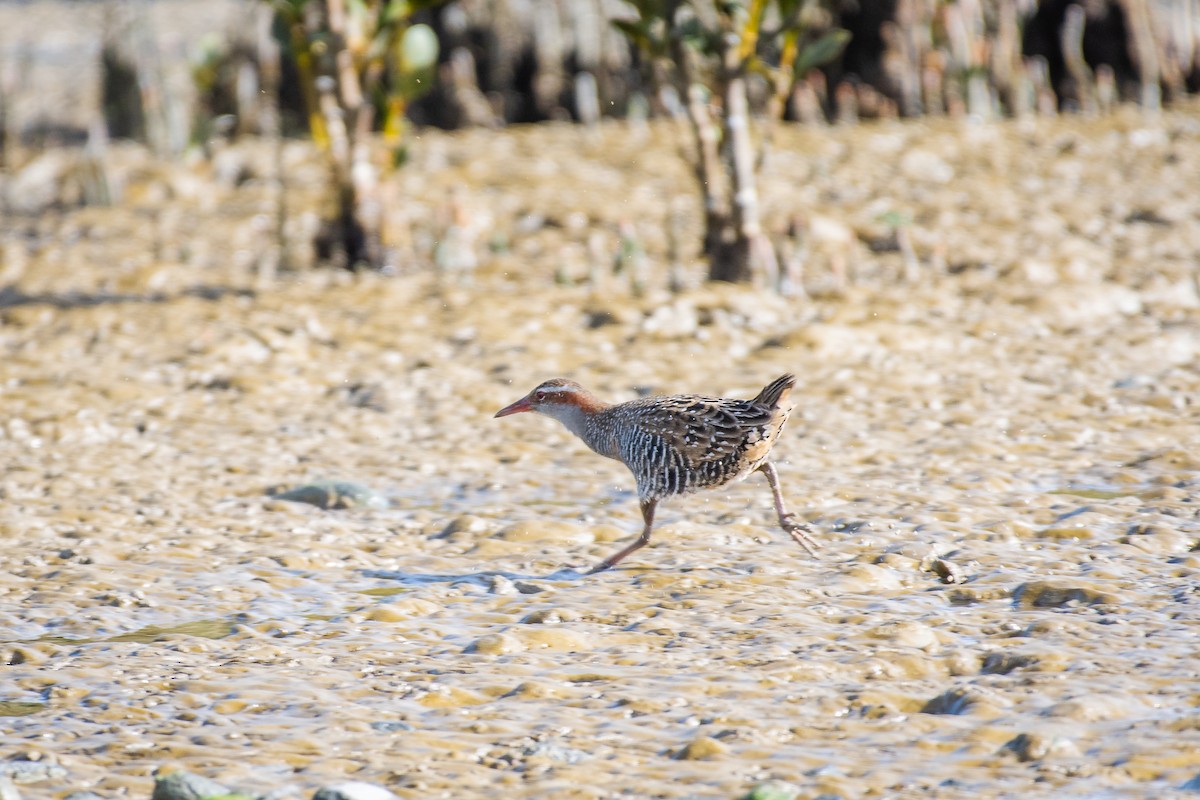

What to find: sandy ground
left=2, top=108, right=1200, bottom=799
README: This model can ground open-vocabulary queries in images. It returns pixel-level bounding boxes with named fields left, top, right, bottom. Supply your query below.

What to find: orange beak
left=494, top=394, right=534, bottom=418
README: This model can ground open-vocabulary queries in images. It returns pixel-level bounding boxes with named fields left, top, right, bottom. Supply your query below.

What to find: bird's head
left=494, top=378, right=598, bottom=420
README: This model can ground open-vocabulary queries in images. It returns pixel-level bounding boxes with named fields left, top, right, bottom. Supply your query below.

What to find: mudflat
left=2, top=109, right=1199, bottom=798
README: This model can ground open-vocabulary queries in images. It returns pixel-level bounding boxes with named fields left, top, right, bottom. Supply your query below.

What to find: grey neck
left=541, top=403, right=617, bottom=460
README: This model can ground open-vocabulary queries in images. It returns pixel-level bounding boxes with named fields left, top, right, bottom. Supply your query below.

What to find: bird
left=494, top=374, right=819, bottom=573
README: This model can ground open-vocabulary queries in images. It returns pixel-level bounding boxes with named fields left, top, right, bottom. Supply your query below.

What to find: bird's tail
left=753, top=374, right=796, bottom=408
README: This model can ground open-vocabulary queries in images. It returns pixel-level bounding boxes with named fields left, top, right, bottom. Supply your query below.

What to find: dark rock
left=981, top=651, right=1039, bottom=675
left=929, top=557, right=968, bottom=584
left=270, top=482, right=388, bottom=510
left=152, top=770, right=235, bottom=800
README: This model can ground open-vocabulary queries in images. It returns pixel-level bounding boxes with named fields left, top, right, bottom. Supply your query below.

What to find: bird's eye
left=534, top=390, right=547, bottom=402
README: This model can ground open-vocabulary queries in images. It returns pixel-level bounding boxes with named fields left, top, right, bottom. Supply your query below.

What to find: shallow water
left=2, top=109, right=1200, bottom=799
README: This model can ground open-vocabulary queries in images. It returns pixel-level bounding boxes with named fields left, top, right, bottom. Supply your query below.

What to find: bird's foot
left=584, top=561, right=613, bottom=575
left=780, top=514, right=820, bottom=557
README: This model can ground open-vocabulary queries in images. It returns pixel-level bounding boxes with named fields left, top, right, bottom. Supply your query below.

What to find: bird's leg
left=587, top=499, right=656, bottom=574
left=758, top=462, right=820, bottom=556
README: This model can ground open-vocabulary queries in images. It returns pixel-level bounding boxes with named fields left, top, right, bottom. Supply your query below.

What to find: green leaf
left=793, top=28, right=850, bottom=78
left=876, top=210, right=911, bottom=228
left=676, top=16, right=718, bottom=54
left=384, top=0, right=414, bottom=23
left=611, top=18, right=652, bottom=51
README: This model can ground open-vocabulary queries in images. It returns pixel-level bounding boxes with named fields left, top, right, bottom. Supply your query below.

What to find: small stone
left=1, top=761, right=67, bottom=785
left=340, top=381, right=389, bottom=412
left=1122, top=523, right=1193, bottom=554
left=834, top=563, right=903, bottom=592
left=369, top=721, right=414, bottom=733
left=514, top=627, right=591, bottom=651
left=151, top=769, right=233, bottom=800
left=922, top=686, right=1012, bottom=716
left=866, top=620, right=938, bottom=650
left=520, top=742, right=590, bottom=764
left=488, top=575, right=517, bottom=594
left=1045, top=693, right=1142, bottom=722
left=1001, top=731, right=1080, bottom=762
left=1012, top=580, right=1119, bottom=608
left=674, top=735, right=728, bottom=761
left=521, top=608, right=579, bottom=624
left=313, top=782, right=399, bottom=800
left=743, top=781, right=801, bottom=800
left=929, top=558, right=967, bottom=584
left=494, top=520, right=592, bottom=543
left=466, top=633, right=525, bottom=655
left=365, top=598, right=441, bottom=622
left=436, top=515, right=490, bottom=539
left=270, top=481, right=388, bottom=510
left=981, top=651, right=1039, bottom=675
left=502, top=681, right=561, bottom=700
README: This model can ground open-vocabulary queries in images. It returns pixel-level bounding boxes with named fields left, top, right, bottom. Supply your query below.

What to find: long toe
left=782, top=515, right=820, bottom=557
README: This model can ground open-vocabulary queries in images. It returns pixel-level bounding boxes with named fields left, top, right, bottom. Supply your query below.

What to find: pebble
left=369, top=721, right=415, bottom=733
left=980, top=650, right=1039, bottom=675
left=1012, top=580, right=1120, bottom=608
left=270, top=482, right=389, bottom=510
left=514, top=626, right=591, bottom=651
left=0, top=762, right=67, bottom=785
left=928, top=557, right=968, bottom=584
left=437, top=515, right=491, bottom=540
left=922, top=685, right=1013, bottom=716
left=493, top=520, right=593, bottom=543
left=467, top=632, right=526, bottom=655
left=151, top=769, right=234, bottom=800
left=743, top=780, right=801, bottom=800
left=521, top=607, right=579, bottom=624
left=1001, top=731, right=1080, bottom=762
left=675, top=735, right=728, bottom=761
left=520, top=742, right=590, bottom=764
left=1045, top=693, right=1143, bottom=722
left=832, top=563, right=903, bottom=592
left=866, top=620, right=939, bottom=650
left=488, top=574, right=518, bottom=594
left=313, top=782, right=399, bottom=800
left=365, top=598, right=441, bottom=622
left=1122, top=523, right=1194, bottom=554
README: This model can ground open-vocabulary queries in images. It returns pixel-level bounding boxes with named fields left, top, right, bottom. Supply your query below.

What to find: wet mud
left=2, top=108, right=1200, bottom=798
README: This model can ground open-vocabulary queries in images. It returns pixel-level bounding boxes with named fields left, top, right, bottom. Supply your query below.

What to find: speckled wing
left=613, top=394, right=781, bottom=500
left=628, top=395, right=774, bottom=463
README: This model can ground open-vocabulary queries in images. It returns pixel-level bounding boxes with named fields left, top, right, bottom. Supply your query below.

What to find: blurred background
left=2, top=0, right=1198, bottom=284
